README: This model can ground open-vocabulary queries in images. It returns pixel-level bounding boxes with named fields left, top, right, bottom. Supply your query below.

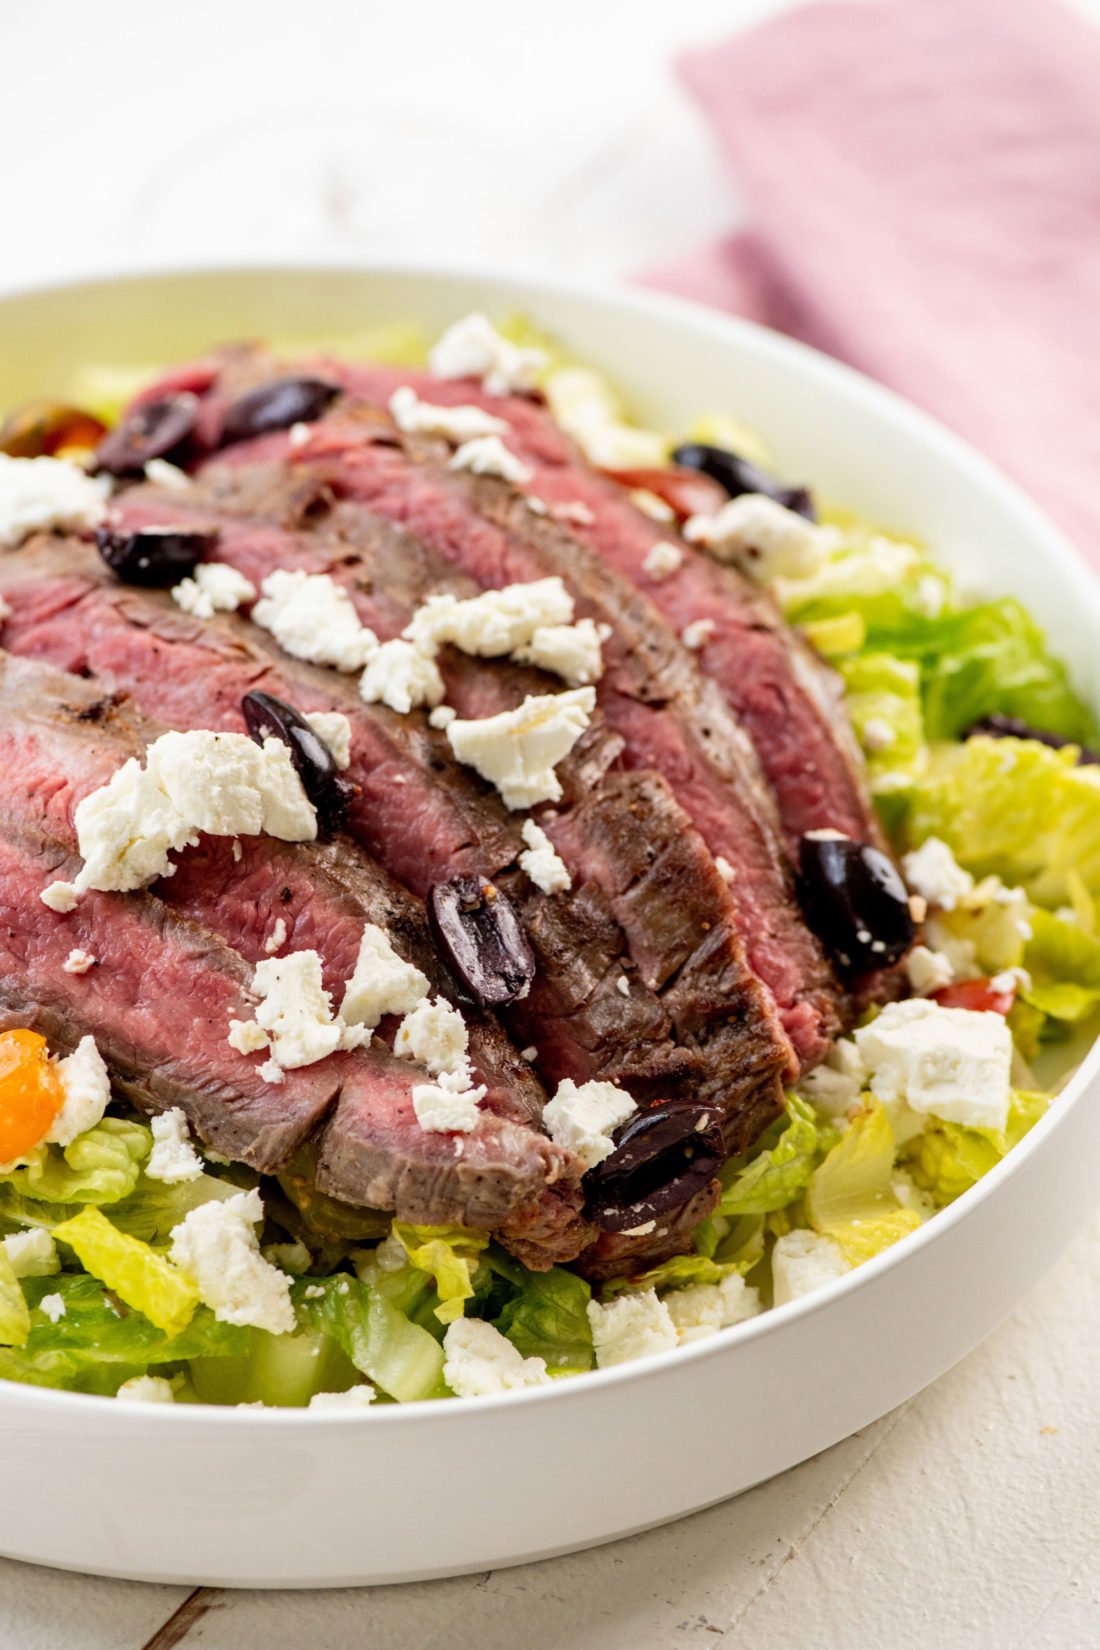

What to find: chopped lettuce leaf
left=1022, top=908, right=1100, bottom=1022
left=839, top=652, right=926, bottom=826
left=799, top=611, right=867, bottom=660
left=909, top=737, right=1100, bottom=907
left=52, top=1207, right=198, bottom=1336
left=604, top=1253, right=727, bottom=1299
left=0, top=1249, right=30, bottom=1347
left=493, top=1266, right=594, bottom=1374
left=806, top=1102, right=922, bottom=1265
left=392, top=1223, right=489, bottom=1324
left=904, top=1091, right=1050, bottom=1207
left=719, top=1097, right=820, bottom=1216
left=685, top=412, right=773, bottom=470
left=109, top=1168, right=241, bottom=1245
left=298, top=1273, right=447, bottom=1402
left=0, top=1118, right=150, bottom=1207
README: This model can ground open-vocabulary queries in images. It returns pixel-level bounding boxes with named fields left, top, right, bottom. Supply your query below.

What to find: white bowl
left=1, top=263, right=1098, bottom=1590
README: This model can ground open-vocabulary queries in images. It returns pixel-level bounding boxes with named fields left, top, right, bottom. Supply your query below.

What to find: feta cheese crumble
left=448, top=434, right=533, bottom=485
left=642, top=541, right=683, bottom=581
left=359, top=638, right=445, bottom=714
left=40, top=881, right=79, bottom=913
left=629, top=488, right=675, bottom=522
left=62, top=948, right=96, bottom=974
left=39, top=1293, right=67, bottom=1323
left=905, top=944, right=955, bottom=996
left=252, top=569, right=378, bottom=672
left=171, top=561, right=256, bottom=620
left=264, top=917, right=288, bottom=955
left=0, top=453, right=110, bottom=548
left=339, top=923, right=430, bottom=1029
left=145, top=1108, right=204, bottom=1184
left=405, top=578, right=574, bottom=660
left=514, top=617, right=604, bottom=686
left=429, top=704, right=456, bottom=729
left=143, top=458, right=192, bottom=491
left=587, top=1290, right=678, bottom=1368
left=394, top=996, right=470, bottom=1078
left=227, top=1019, right=270, bottom=1056
left=772, top=1230, right=851, bottom=1305
left=303, top=711, right=352, bottom=770
left=429, top=313, right=548, bottom=395
left=48, top=1036, right=111, bottom=1147
left=518, top=818, right=572, bottom=894
left=797, top=1037, right=867, bottom=1117
left=542, top=1078, right=636, bottom=1169
left=901, top=837, right=974, bottom=911
left=681, top=618, right=716, bottom=651
left=684, top=494, right=827, bottom=583
left=663, top=1275, right=762, bottom=1344
left=446, top=686, right=596, bottom=809
left=308, top=1385, right=377, bottom=1409
left=170, top=1188, right=296, bottom=1335
left=234, top=951, right=364, bottom=1073
left=616, top=975, right=630, bottom=997
left=862, top=716, right=897, bottom=753
left=116, top=1376, right=176, bottom=1403
left=854, top=998, right=1013, bottom=1133
left=714, top=856, right=735, bottom=884
left=389, top=386, right=506, bottom=444
left=2, top=1228, right=59, bottom=1279
left=412, top=1069, right=488, bottom=1134
left=442, top=1317, right=550, bottom=1397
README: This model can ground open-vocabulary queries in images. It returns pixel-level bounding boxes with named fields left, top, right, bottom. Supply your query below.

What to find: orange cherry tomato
left=600, top=465, right=728, bottom=522
left=931, top=977, right=1017, bottom=1016
left=0, top=400, right=107, bottom=459
left=0, top=1030, right=64, bottom=1163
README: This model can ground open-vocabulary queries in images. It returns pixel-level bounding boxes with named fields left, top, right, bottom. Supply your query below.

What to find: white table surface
left=5, top=2, right=1100, bottom=1644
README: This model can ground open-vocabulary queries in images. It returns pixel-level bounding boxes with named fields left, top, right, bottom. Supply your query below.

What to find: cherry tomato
left=931, top=977, right=1017, bottom=1015
left=600, top=465, right=727, bottom=522
left=0, top=401, right=106, bottom=458
left=0, top=1030, right=64, bottom=1163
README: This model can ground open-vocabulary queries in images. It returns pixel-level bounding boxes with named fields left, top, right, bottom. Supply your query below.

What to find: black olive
left=962, top=713, right=1100, bottom=767
left=241, top=690, right=356, bottom=836
left=428, top=876, right=536, bottom=1008
left=671, top=441, right=815, bottom=521
left=220, top=377, right=340, bottom=447
left=797, top=833, right=914, bottom=974
left=95, top=525, right=216, bottom=588
left=94, top=392, right=200, bottom=477
left=584, top=1101, right=725, bottom=1232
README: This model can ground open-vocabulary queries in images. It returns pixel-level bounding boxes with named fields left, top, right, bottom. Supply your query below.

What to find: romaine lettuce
left=904, top=1091, right=1050, bottom=1207
left=718, top=1097, right=821, bottom=1216
left=52, top=1207, right=198, bottom=1336
left=806, top=1103, right=922, bottom=1265
left=0, top=1118, right=150, bottom=1207
left=392, top=1223, right=489, bottom=1324
left=493, top=1266, right=594, bottom=1374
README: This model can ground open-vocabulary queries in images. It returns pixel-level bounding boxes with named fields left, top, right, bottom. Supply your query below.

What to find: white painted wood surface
left=3, top=2, right=1099, bottom=1643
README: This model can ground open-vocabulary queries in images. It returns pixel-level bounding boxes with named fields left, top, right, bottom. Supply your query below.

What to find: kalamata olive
left=219, top=377, right=340, bottom=447
left=962, top=713, right=1100, bottom=767
left=671, top=442, right=816, bottom=521
left=584, top=1101, right=725, bottom=1232
left=95, top=525, right=216, bottom=587
left=428, top=875, right=536, bottom=1008
left=94, top=392, right=200, bottom=477
left=0, top=400, right=107, bottom=458
left=797, top=832, right=914, bottom=974
left=241, top=690, right=356, bottom=836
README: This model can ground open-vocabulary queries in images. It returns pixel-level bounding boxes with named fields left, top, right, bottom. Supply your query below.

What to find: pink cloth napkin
left=642, top=0, right=1100, bottom=561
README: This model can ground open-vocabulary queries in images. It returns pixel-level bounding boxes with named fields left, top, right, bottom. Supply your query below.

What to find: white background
left=5, top=2, right=1100, bottom=1645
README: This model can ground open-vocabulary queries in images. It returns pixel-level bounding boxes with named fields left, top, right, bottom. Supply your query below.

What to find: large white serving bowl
left=0, top=263, right=1098, bottom=1589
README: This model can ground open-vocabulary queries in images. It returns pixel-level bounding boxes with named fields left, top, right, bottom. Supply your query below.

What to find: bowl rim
left=2, top=255, right=1098, bottom=1427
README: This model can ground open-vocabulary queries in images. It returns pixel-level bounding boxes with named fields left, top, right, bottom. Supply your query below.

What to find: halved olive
left=671, top=441, right=815, bottom=521
left=0, top=400, right=107, bottom=458
left=95, top=525, right=215, bottom=588
left=220, top=377, right=340, bottom=447
left=963, top=713, right=1100, bottom=767
left=242, top=690, right=356, bottom=836
left=584, top=1100, right=725, bottom=1232
left=797, top=832, right=914, bottom=974
left=94, top=393, right=200, bottom=477
left=428, top=875, right=535, bottom=1007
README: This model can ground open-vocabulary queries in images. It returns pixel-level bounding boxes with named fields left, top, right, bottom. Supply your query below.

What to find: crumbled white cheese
left=642, top=541, right=684, bottom=581
left=616, top=975, right=630, bottom=997
left=170, top=1188, right=296, bottom=1335
left=905, top=944, right=955, bottom=996
left=854, top=998, right=1012, bottom=1133
left=442, top=1317, right=550, bottom=1397
left=629, top=488, right=675, bottom=522
left=429, top=704, right=456, bottom=729
left=553, top=500, right=596, bottom=527
left=145, top=1107, right=204, bottom=1184
left=116, top=1375, right=176, bottom=1403
left=587, top=1290, right=678, bottom=1368
left=264, top=916, right=288, bottom=955
left=62, top=948, right=96, bottom=974
left=171, top=561, right=256, bottom=620
left=527, top=496, right=548, bottom=515
left=143, top=457, right=191, bottom=491
left=2, top=1228, right=59, bottom=1279
left=681, top=618, right=716, bottom=652
left=288, top=422, right=312, bottom=450
left=340, top=923, right=430, bottom=1029
left=239, top=950, right=362, bottom=1072
left=405, top=578, right=574, bottom=660
left=41, top=881, right=78, bottom=913
left=389, top=386, right=506, bottom=444
left=258, top=1058, right=285, bottom=1086
left=714, top=856, right=735, bottom=885
left=228, top=1019, right=270, bottom=1056
left=542, top=1078, right=636, bottom=1170
left=448, top=434, right=532, bottom=485
left=57, top=729, right=316, bottom=901
left=303, top=711, right=352, bottom=770
left=772, top=1230, right=851, bottom=1305
left=862, top=716, right=897, bottom=753
left=412, top=1069, right=487, bottom=1134
left=429, top=313, right=548, bottom=395
left=0, top=453, right=110, bottom=548
left=514, top=618, right=604, bottom=686
left=48, top=1036, right=111, bottom=1147
left=252, top=569, right=378, bottom=672
left=518, top=819, right=571, bottom=894
left=520, top=1045, right=538, bottom=1062
left=39, top=1292, right=67, bottom=1323
left=394, top=996, right=470, bottom=1078
left=663, top=1275, right=762, bottom=1344
left=447, top=686, right=596, bottom=810
left=684, top=494, right=826, bottom=583
left=308, top=1385, right=377, bottom=1409
left=901, top=838, right=974, bottom=911
left=359, top=638, right=445, bottom=714
left=798, top=1038, right=867, bottom=1118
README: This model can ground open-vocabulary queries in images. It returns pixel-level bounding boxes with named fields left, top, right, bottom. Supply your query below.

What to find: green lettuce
left=298, top=1273, right=447, bottom=1402
left=493, top=1265, right=594, bottom=1374
left=839, top=652, right=926, bottom=827
left=392, top=1223, right=489, bottom=1324
left=806, top=1103, right=922, bottom=1265
left=0, top=1250, right=30, bottom=1347
left=1022, top=909, right=1100, bottom=1022
left=904, top=1091, right=1050, bottom=1207
left=0, top=1118, right=150, bottom=1207
left=718, top=1097, right=821, bottom=1216
left=52, top=1207, right=199, bottom=1336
